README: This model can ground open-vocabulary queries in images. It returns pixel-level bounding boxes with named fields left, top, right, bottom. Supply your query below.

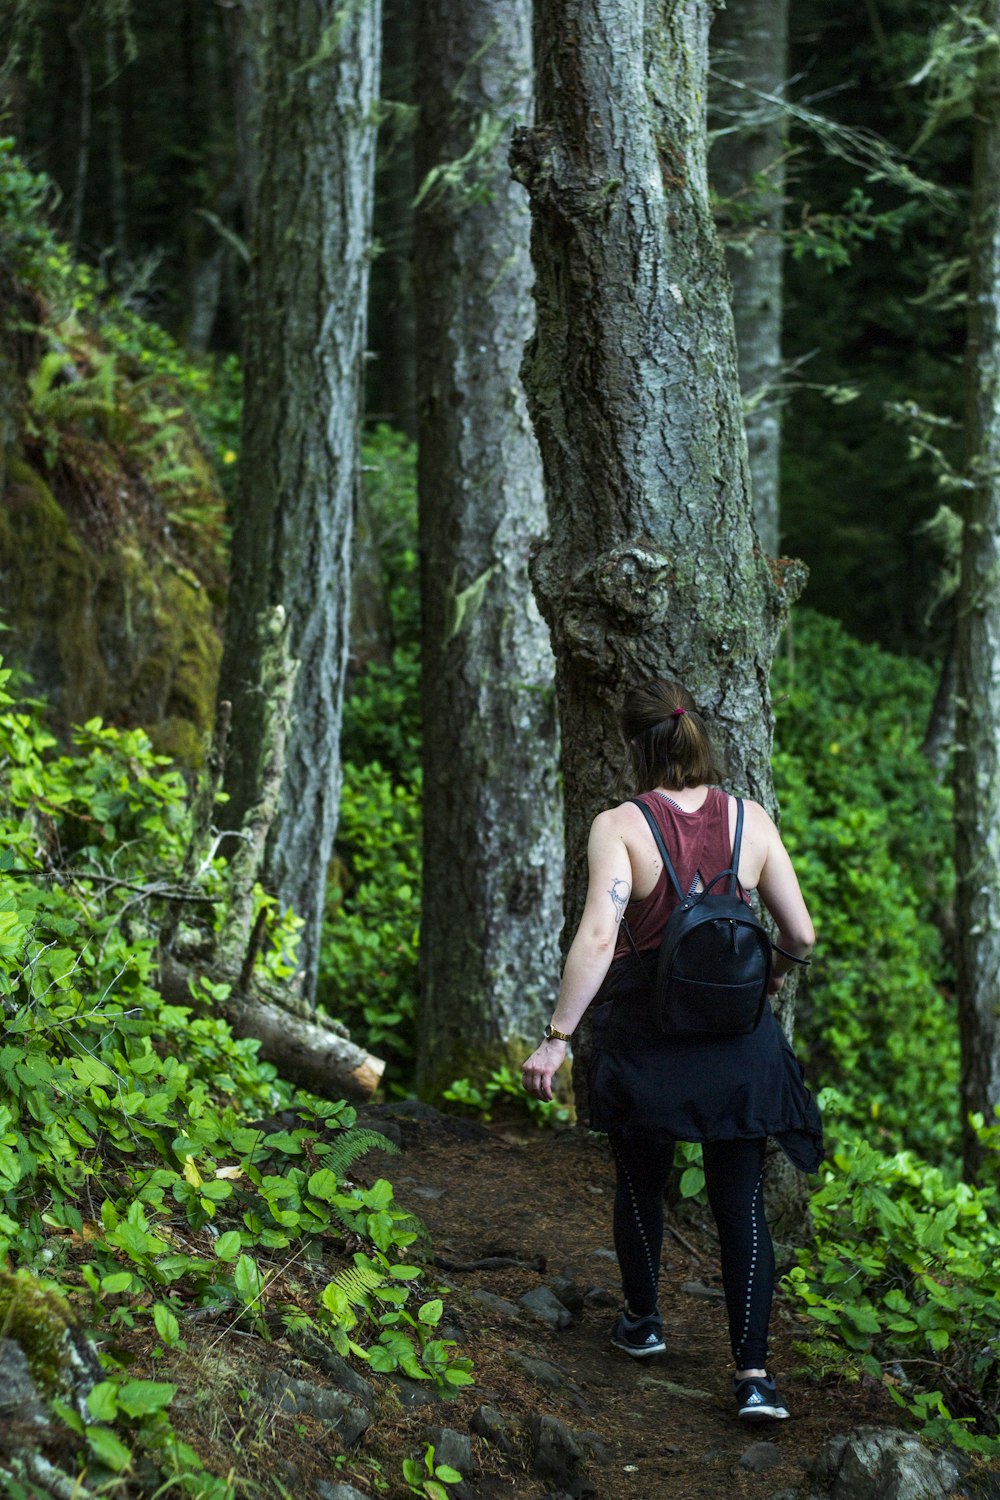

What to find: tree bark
left=710, top=0, right=789, bottom=557
left=367, top=0, right=418, bottom=437
left=413, top=0, right=564, bottom=1096
left=513, top=0, right=806, bottom=1220
left=954, top=1, right=1000, bottom=1180
left=218, top=0, right=382, bottom=1001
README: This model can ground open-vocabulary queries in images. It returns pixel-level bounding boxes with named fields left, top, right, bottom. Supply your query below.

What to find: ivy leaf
left=307, top=1168, right=340, bottom=1202
left=215, top=1230, right=242, bottom=1261
left=101, top=1271, right=133, bottom=1294
left=153, top=1303, right=180, bottom=1346
left=116, top=1379, right=177, bottom=1417
left=87, top=1381, right=119, bottom=1422
left=233, top=1253, right=263, bottom=1305
left=86, top=1427, right=133, bottom=1472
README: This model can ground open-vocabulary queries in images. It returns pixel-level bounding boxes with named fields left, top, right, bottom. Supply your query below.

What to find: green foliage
left=0, top=659, right=471, bottom=1489
left=402, top=1443, right=464, bottom=1500
left=772, top=611, right=957, bottom=1163
left=0, top=139, right=241, bottom=522
left=442, top=1067, right=571, bottom=1129
left=789, top=1111, right=1000, bottom=1451
left=322, top=426, right=422, bottom=1081
left=318, top=760, right=421, bottom=1076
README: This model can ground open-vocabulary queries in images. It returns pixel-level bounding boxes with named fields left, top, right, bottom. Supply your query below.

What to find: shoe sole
left=738, top=1406, right=789, bottom=1421
left=609, top=1336, right=667, bottom=1358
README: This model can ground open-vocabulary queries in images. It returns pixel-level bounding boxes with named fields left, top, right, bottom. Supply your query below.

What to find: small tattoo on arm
left=609, top=877, right=631, bottom=923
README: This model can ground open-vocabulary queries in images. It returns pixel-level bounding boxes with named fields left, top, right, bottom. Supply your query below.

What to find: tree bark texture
left=513, top=0, right=806, bottom=1218
left=414, top=0, right=564, bottom=1095
left=954, top=2, right=1000, bottom=1180
left=710, top=0, right=788, bottom=557
left=367, top=0, right=418, bottom=437
left=218, top=0, right=381, bottom=1001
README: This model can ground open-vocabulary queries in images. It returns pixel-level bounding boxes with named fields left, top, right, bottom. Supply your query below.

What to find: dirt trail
left=379, top=1111, right=896, bottom=1500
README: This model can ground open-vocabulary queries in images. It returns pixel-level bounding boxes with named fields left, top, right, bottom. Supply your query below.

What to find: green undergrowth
left=1, top=137, right=240, bottom=558
left=0, top=660, right=471, bottom=1495
left=319, top=428, right=422, bottom=1087
left=788, top=1103, right=1000, bottom=1453
left=772, top=610, right=957, bottom=1163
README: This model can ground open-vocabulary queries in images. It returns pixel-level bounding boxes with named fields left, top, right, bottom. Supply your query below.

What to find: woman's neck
left=653, top=784, right=710, bottom=811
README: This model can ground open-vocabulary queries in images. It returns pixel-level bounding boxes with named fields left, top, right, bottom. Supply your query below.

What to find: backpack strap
left=729, top=796, right=744, bottom=896
left=629, top=798, right=686, bottom=903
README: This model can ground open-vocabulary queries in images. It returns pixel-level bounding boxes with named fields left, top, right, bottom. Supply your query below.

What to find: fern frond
left=323, top=1128, right=399, bottom=1179
left=330, top=1261, right=392, bottom=1308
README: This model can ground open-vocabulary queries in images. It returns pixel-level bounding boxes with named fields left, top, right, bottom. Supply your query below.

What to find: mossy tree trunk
left=954, top=1, right=1000, bottom=1181
left=218, top=0, right=381, bottom=1002
left=710, top=0, right=789, bottom=557
left=512, top=0, right=806, bottom=1220
left=414, top=0, right=563, bottom=1097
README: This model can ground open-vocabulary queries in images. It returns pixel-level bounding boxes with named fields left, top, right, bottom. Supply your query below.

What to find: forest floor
left=280, top=1105, right=907, bottom=1500
left=91, top=1104, right=998, bottom=1500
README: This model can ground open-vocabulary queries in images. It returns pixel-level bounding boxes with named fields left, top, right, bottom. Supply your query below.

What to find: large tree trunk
left=367, top=0, right=418, bottom=438
left=413, top=0, right=563, bottom=1097
left=218, top=0, right=382, bottom=1001
left=710, top=0, right=789, bottom=557
left=954, top=1, right=1000, bottom=1181
left=513, top=0, right=805, bottom=1221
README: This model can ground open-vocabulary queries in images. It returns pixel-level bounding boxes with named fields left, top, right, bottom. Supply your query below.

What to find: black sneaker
left=610, top=1308, right=666, bottom=1358
left=733, top=1373, right=789, bottom=1421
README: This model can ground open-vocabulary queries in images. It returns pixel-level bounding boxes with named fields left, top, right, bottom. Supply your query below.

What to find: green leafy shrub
left=771, top=611, right=957, bottom=1162
left=788, top=1108, right=1000, bottom=1452
left=0, top=660, right=470, bottom=1489
left=318, top=761, right=421, bottom=1078
left=1, top=138, right=241, bottom=514
left=443, top=1066, right=571, bottom=1128
left=323, top=426, right=422, bottom=1082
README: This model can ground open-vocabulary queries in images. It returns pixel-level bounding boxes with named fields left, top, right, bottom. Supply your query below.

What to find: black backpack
left=623, top=797, right=805, bottom=1040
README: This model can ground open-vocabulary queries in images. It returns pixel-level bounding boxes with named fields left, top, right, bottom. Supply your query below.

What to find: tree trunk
left=68, top=10, right=92, bottom=255
left=413, top=0, right=563, bottom=1097
left=512, top=0, right=806, bottom=1221
left=225, top=0, right=264, bottom=235
left=367, top=0, right=418, bottom=437
left=103, top=23, right=128, bottom=268
left=710, top=0, right=789, bottom=557
left=954, top=1, right=1000, bottom=1181
left=218, top=0, right=382, bottom=1001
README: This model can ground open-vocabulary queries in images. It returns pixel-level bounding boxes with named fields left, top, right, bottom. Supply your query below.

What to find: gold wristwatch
left=543, top=1023, right=572, bottom=1042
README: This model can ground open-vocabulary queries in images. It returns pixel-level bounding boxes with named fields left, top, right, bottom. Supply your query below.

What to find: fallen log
left=222, top=989, right=384, bottom=1101
left=158, top=955, right=384, bottom=1103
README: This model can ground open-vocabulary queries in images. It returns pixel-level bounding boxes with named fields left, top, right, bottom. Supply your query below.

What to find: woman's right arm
left=755, top=813, right=815, bottom=991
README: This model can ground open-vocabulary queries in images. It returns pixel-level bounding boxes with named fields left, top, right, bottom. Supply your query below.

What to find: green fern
left=323, top=1128, right=399, bottom=1179
left=329, top=1259, right=393, bottom=1309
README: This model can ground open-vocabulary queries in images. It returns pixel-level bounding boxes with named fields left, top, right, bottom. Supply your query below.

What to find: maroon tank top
left=614, top=786, right=742, bottom=959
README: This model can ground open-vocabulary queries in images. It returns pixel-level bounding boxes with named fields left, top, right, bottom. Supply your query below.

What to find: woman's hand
left=521, top=1038, right=567, bottom=1103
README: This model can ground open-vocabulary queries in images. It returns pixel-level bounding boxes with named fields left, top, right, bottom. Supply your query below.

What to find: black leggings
left=609, top=1133, right=774, bottom=1369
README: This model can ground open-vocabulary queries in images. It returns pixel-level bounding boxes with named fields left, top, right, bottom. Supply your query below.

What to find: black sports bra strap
left=629, top=798, right=686, bottom=904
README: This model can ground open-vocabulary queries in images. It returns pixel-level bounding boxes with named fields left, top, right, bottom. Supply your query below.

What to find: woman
left=521, top=678, right=823, bottom=1423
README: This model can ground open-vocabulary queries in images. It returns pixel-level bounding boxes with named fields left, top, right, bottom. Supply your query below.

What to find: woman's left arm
left=521, top=809, right=632, bottom=1102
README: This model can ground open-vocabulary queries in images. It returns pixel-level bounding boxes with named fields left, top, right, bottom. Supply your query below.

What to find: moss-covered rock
left=0, top=451, right=221, bottom=762
left=0, top=1270, right=99, bottom=1406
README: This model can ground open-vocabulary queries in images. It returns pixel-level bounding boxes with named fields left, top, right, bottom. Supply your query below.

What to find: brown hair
left=621, top=679, right=724, bottom=791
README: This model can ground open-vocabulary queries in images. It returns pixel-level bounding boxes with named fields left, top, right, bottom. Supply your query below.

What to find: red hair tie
left=671, top=707, right=687, bottom=718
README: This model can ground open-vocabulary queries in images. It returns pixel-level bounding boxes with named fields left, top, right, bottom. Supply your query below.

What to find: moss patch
left=0, top=1270, right=76, bottom=1395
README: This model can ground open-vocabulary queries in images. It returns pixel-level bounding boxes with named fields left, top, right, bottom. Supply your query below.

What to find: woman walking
left=521, top=679, right=823, bottom=1422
